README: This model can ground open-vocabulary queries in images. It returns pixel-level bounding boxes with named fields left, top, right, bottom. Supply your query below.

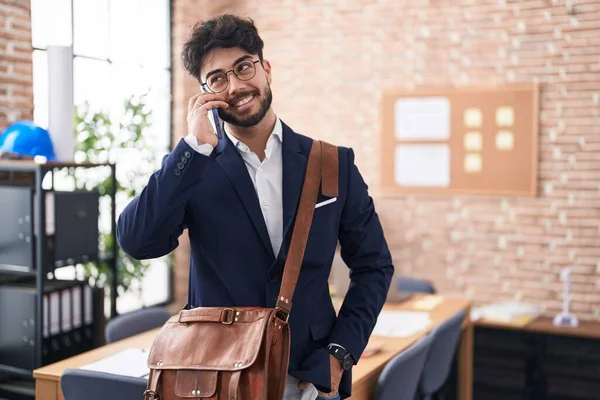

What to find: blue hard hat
left=0, top=120, right=56, bottom=160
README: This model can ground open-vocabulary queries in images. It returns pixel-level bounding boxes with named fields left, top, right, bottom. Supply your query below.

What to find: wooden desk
left=348, top=296, right=472, bottom=400
left=33, top=329, right=158, bottom=400
left=34, top=295, right=472, bottom=400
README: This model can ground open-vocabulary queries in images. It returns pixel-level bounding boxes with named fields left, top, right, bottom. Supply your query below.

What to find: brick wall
left=0, top=0, right=32, bottom=132
left=171, top=0, right=600, bottom=320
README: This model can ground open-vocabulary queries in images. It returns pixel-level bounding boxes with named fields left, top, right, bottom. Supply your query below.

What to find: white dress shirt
left=183, top=119, right=328, bottom=400
left=184, top=119, right=284, bottom=257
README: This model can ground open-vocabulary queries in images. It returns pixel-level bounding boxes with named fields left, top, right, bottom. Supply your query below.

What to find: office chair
left=419, top=309, right=467, bottom=400
left=373, top=332, right=434, bottom=400
left=61, top=369, right=147, bottom=400
left=104, top=306, right=172, bottom=343
left=397, top=277, right=437, bottom=294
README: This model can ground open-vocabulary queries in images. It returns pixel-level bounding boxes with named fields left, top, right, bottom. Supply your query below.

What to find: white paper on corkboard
left=394, top=97, right=451, bottom=141
left=394, top=144, right=450, bottom=187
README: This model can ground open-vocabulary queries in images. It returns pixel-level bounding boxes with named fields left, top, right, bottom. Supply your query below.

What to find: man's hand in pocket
left=297, top=354, right=343, bottom=396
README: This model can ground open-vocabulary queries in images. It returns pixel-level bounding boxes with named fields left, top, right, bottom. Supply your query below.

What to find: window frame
left=31, top=0, right=175, bottom=313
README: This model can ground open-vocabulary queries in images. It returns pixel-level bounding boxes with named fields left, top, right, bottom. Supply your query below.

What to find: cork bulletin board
left=381, top=85, right=539, bottom=196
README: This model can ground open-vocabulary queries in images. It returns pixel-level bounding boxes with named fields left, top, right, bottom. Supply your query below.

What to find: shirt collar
left=225, top=117, right=282, bottom=156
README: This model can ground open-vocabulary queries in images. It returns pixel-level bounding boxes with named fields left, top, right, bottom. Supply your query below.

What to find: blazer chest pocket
left=315, top=197, right=337, bottom=210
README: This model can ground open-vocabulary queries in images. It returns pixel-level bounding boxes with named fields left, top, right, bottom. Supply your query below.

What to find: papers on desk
left=411, top=295, right=444, bottom=310
left=372, top=311, right=432, bottom=337
left=80, top=348, right=150, bottom=378
left=471, top=301, right=540, bottom=327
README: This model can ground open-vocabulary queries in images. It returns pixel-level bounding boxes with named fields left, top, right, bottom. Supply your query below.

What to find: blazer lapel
left=214, top=135, right=275, bottom=259
left=281, top=123, right=308, bottom=253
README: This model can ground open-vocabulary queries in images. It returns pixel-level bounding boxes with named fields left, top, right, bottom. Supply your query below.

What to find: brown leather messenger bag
left=143, top=140, right=339, bottom=400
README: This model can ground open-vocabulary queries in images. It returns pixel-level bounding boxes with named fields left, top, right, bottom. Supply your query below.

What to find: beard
left=217, top=84, right=273, bottom=128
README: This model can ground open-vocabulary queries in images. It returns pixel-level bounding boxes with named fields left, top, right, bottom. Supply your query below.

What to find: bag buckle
left=274, top=307, right=289, bottom=324
left=220, top=308, right=235, bottom=325
left=143, top=389, right=160, bottom=399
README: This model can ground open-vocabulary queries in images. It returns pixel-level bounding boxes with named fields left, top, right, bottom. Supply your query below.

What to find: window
left=381, top=85, right=539, bottom=196
left=31, top=0, right=172, bottom=314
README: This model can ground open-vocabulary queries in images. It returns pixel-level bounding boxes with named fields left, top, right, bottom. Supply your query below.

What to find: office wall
left=0, top=0, right=33, bottom=132
left=171, top=1, right=600, bottom=319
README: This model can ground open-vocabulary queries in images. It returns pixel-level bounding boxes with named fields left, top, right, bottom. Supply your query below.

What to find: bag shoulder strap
left=275, top=140, right=339, bottom=322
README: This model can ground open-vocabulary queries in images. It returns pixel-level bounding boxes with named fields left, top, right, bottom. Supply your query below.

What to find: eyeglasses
left=201, top=59, right=262, bottom=93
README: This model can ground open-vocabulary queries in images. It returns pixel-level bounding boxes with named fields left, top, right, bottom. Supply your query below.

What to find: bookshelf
left=0, top=160, right=117, bottom=398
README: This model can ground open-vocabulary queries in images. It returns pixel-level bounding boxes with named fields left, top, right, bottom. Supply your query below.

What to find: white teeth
left=234, top=95, right=253, bottom=107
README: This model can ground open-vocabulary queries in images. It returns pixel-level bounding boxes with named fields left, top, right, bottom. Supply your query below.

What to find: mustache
left=228, top=90, right=259, bottom=106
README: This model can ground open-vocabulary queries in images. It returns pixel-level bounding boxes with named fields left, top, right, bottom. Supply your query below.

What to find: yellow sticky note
left=464, top=108, right=482, bottom=128
left=496, top=107, right=514, bottom=127
left=496, top=130, right=515, bottom=150
left=464, top=154, right=482, bottom=173
left=464, top=132, right=482, bottom=151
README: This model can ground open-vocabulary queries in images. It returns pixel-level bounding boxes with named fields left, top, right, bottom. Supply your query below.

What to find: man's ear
left=262, top=59, right=272, bottom=84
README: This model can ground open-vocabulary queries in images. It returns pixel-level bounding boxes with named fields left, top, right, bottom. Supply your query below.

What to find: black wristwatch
left=327, top=344, right=354, bottom=371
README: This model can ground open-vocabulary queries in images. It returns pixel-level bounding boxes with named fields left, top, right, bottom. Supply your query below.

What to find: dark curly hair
left=181, top=14, right=264, bottom=82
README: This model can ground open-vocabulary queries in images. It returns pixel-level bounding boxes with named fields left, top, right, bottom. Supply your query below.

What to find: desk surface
left=33, top=295, right=471, bottom=400
left=348, top=296, right=470, bottom=398
left=475, top=317, right=600, bottom=340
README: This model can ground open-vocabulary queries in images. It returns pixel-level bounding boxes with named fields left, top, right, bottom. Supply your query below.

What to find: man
left=117, top=14, right=393, bottom=400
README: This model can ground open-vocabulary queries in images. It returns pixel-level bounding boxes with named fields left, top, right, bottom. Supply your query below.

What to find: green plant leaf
left=72, top=95, right=165, bottom=296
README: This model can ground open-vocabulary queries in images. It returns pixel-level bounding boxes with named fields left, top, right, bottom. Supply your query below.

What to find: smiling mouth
left=231, top=94, right=255, bottom=109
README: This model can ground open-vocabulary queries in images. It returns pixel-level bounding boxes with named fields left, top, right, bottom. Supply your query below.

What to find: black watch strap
left=327, top=344, right=354, bottom=370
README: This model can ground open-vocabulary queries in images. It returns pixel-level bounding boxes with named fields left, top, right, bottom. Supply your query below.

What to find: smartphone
left=201, top=85, right=224, bottom=140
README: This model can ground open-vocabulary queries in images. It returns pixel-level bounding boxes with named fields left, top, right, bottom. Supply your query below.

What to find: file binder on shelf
left=0, top=279, right=103, bottom=371
left=0, top=186, right=101, bottom=274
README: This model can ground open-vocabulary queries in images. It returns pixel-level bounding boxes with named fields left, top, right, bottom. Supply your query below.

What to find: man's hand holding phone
left=187, top=92, right=229, bottom=148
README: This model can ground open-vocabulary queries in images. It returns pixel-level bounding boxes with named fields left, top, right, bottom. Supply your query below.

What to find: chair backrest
left=61, top=369, right=147, bottom=400
left=397, top=277, right=436, bottom=294
left=419, top=309, right=467, bottom=395
left=374, top=332, right=434, bottom=400
left=105, top=306, right=172, bottom=344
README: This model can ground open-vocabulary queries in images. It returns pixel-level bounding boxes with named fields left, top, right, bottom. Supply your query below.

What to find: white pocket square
left=315, top=197, right=337, bottom=209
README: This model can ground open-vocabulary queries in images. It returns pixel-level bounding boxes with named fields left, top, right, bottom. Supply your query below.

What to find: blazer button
left=184, top=151, right=192, bottom=159
left=174, top=169, right=181, bottom=176
left=268, top=275, right=279, bottom=284
left=177, top=162, right=185, bottom=170
left=181, top=156, right=188, bottom=164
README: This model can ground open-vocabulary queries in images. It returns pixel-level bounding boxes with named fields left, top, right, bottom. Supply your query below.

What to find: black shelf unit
left=474, top=323, right=600, bottom=399
left=0, top=160, right=117, bottom=395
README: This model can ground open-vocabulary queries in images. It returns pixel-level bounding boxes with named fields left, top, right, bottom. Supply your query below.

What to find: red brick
left=4, top=0, right=30, bottom=12
left=0, top=1, right=32, bottom=132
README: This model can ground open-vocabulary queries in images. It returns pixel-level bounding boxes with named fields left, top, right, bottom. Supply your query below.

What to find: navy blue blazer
left=116, top=121, right=394, bottom=398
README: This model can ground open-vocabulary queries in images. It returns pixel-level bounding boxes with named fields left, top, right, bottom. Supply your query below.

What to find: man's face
left=200, top=47, right=273, bottom=128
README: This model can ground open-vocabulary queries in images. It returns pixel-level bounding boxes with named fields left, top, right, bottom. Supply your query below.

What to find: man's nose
left=227, top=74, right=247, bottom=95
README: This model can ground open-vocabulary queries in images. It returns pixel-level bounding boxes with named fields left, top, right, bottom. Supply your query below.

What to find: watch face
left=342, top=355, right=353, bottom=370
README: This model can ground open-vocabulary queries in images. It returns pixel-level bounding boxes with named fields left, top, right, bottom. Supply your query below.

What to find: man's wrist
left=327, top=343, right=355, bottom=370
left=327, top=343, right=354, bottom=360
left=184, top=134, right=215, bottom=156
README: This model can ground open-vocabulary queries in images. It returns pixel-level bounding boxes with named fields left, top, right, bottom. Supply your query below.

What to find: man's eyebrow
left=204, top=55, right=254, bottom=80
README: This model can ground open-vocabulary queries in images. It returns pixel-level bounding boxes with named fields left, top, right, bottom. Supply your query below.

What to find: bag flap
left=175, top=370, right=217, bottom=398
left=147, top=308, right=272, bottom=371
